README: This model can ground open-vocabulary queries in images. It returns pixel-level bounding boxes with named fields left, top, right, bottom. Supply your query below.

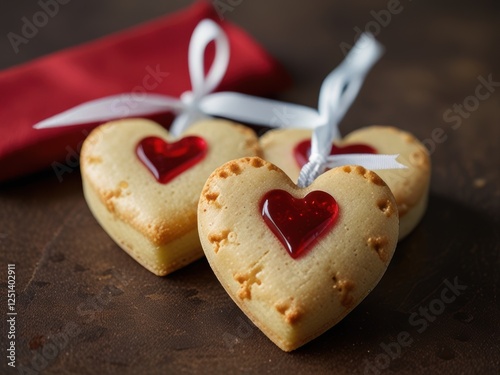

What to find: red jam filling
left=136, top=136, right=207, bottom=184
left=294, top=139, right=377, bottom=167
left=260, top=189, right=339, bottom=259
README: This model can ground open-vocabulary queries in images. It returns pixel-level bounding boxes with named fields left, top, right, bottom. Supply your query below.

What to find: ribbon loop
left=170, top=19, right=230, bottom=137
left=297, top=33, right=394, bottom=188
left=33, top=19, right=408, bottom=186
left=188, top=19, right=230, bottom=99
left=33, top=19, right=231, bottom=135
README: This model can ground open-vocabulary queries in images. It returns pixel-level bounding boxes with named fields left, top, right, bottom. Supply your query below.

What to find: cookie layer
left=198, top=157, right=399, bottom=351
left=81, top=118, right=261, bottom=276
left=260, top=126, right=430, bottom=239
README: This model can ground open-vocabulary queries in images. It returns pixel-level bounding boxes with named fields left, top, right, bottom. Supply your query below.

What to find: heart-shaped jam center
left=260, top=189, right=339, bottom=259
left=294, top=139, right=377, bottom=167
left=136, top=136, right=208, bottom=184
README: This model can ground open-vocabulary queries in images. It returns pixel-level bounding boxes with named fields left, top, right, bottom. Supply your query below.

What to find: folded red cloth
left=0, top=1, right=289, bottom=182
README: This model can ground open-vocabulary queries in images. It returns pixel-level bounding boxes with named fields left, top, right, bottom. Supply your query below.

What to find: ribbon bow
left=34, top=18, right=406, bottom=186
left=34, top=19, right=231, bottom=137
left=34, top=19, right=321, bottom=133
left=297, top=33, right=406, bottom=187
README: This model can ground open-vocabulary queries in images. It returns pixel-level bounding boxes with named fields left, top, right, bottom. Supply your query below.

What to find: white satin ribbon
left=33, top=19, right=322, bottom=134
left=297, top=33, right=406, bottom=187
left=33, top=19, right=407, bottom=185
left=33, top=19, right=231, bottom=138
left=324, top=154, right=405, bottom=170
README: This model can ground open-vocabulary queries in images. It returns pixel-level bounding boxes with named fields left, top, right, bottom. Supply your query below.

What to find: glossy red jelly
left=136, top=136, right=208, bottom=184
left=260, top=189, right=339, bottom=259
left=294, top=139, right=377, bottom=167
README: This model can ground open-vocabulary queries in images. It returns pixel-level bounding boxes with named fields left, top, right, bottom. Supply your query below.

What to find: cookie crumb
left=377, top=199, right=394, bottom=217
left=234, top=266, right=262, bottom=300
left=351, top=166, right=384, bottom=186
left=333, top=280, right=355, bottom=308
left=267, top=163, right=280, bottom=172
left=208, top=230, right=230, bottom=253
left=229, top=162, right=242, bottom=175
left=364, top=170, right=385, bottom=186
left=205, top=192, right=219, bottom=201
left=250, top=158, right=265, bottom=168
left=87, top=155, right=103, bottom=164
left=103, top=186, right=125, bottom=213
left=353, top=166, right=367, bottom=175
left=217, top=160, right=253, bottom=178
left=410, top=149, right=428, bottom=168
left=284, top=307, right=303, bottom=324
left=218, top=170, right=229, bottom=179
left=403, top=134, right=416, bottom=144
left=367, top=236, right=389, bottom=262
left=204, top=190, right=220, bottom=208
left=274, top=298, right=304, bottom=324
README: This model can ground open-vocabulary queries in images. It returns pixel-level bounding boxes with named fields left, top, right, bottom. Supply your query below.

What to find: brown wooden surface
left=1, top=1, right=499, bottom=374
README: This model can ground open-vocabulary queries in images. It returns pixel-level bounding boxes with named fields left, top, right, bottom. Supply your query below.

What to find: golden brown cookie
left=198, top=157, right=399, bottom=351
left=260, top=126, right=430, bottom=239
left=81, top=118, right=261, bottom=276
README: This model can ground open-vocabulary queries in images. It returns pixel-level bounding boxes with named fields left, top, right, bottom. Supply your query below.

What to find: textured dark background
left=1, top=0, right=499, bottom=374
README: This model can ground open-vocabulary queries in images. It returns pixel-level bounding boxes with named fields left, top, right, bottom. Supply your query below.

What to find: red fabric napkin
left=0, top=1, right=290, bottom=183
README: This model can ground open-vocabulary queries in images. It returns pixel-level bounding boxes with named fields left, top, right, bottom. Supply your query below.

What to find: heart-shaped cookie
left=81, top=118, right=261, bottom=276
left=198, top=157, right=399, bottom=351
left=260, top=126, right=430, bottom=239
